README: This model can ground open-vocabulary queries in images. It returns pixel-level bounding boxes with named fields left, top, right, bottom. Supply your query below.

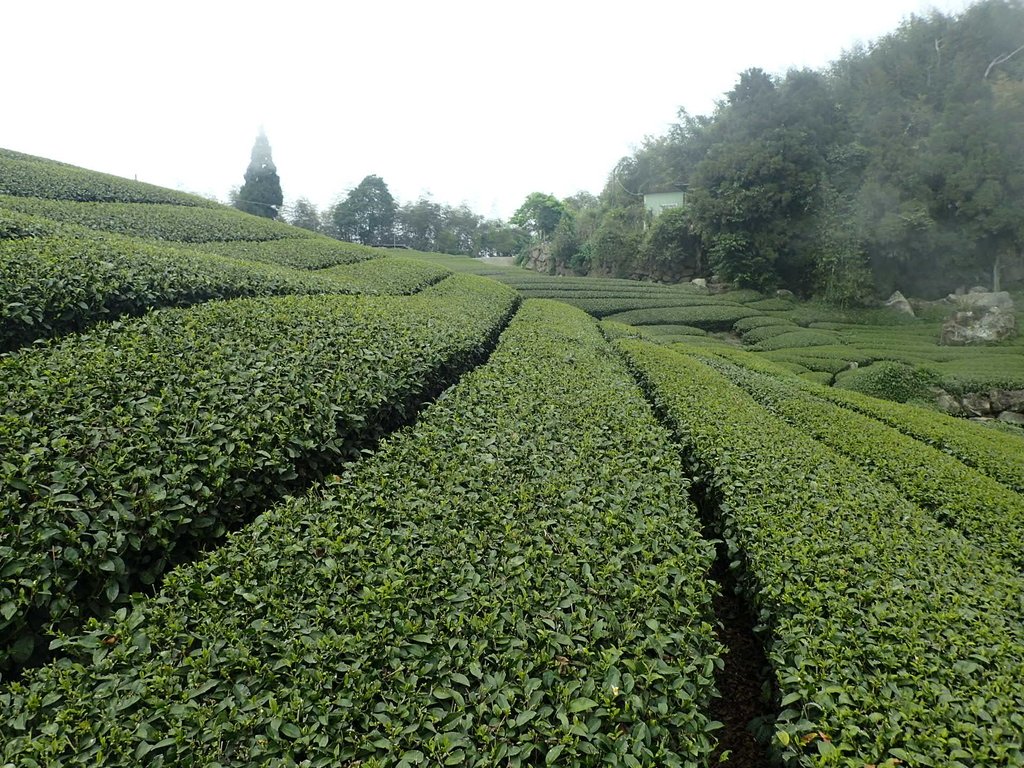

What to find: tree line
left=285, top=175, right=527, bottom=257
left=518, top=0, right=1024, bottom=302
left=231, top=142, right=527, bottom=258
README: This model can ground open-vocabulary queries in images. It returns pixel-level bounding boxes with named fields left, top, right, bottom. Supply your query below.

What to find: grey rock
left=962, top=393, right=993, bottom=416
left=998, top=411, right=1024, bottom=425
left=936, top=393, right=965, bottom=416
left=884, top=290, right=915, bottom=316
left=951, top=291, right=1014, bottom=312
left=940, top=307, right=1016, bottom=345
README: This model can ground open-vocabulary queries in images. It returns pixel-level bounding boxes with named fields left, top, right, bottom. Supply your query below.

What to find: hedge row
left=194, top=238, right=379, bottom=270
left=316, top=257, right=451, bottom=295
left=0, top=217, right=451, bottom=352
left=0, top=149, right=221, bottom=207
left=738, top=323, right=799, bottom=344
left=695, top=354, right=1024, bottom=570
left=638, top=324, right=708, bottom=338
left=0, top=207, right=59, bottom=240
left=615, top=338, right=1024, bottom=766
left=811, top=376, right=1024, bottom=493
left=748, top=329, right=843, bottom=352
left=604, top=304, right=760, bottom=331
left=1, top=300, right=723, bottom=767
left=0, top=224, right=355, bottom=353
left=0, top=196, right=316, bottom=242
left=551, top=296, right=724, bottom=319
left=515, top=289, right=692, bottom=300
left=703, top=346, right=1024, bottom=494
left=0, top=274, right=518, bottom=671
left=732, top=315, right=794, bottom=333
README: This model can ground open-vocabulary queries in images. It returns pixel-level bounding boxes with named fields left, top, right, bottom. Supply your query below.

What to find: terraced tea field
left=2, top=150, right=1023, bottom=766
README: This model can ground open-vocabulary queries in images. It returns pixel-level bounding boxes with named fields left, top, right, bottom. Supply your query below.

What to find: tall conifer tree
left=235, top=130, right=283, bottom=219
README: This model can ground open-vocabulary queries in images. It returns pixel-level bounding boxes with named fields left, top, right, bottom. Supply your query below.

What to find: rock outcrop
left=940, top=291, right=1016, bottom=345
left=884, top=290, right=916, bottom=317
left=936, top=388, right=1024, bottom=423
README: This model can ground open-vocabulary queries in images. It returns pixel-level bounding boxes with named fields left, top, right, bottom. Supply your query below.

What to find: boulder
left=691, top=278, right=708, bottom=291
left=940, top=307, right=1016, bottom=345
left=936, top=393, right=965, bottom=416
left=776, top=289, right=795, bottom=300
left=961, top=393, right=992, bottom=416
left=884, top=290, right=915, bottom=317
left=950, top=290, right=1014, bottom=312
left=998, top=411, right=1024, bottom=426
left=988, top=389, right=1024, bottom=412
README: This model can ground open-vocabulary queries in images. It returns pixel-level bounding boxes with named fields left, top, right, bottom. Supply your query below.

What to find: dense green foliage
left=329, top=175, right=398, bottom=246
left=320, top=183, right=526, bottom=257
left=316, top=257, right=451, bottom=295
left=0, top=149, right=220, bottom=207
left=0, top=275, right=517, bottom=671
left=0, top=208, right=449, bottom=352
left=604, top=304, right=759, bottom=332
left=525, top=0, right=1024, bottom=300
left=233, top=132, right=283, bottom=219
left=691, top=351, right=1024, bottom=569
left=617, top=338, right=1024, bottom=766
left=193, top=238, right=378, bottom=269
left=1, top=301, right=723, bottom=767
left=400, top=197, right=525, bottom=256
left=0, top=196, right=316, bottom=242
left=510, top=193, right=566, bottom=239
left=833, top=360, right=939, bottom=402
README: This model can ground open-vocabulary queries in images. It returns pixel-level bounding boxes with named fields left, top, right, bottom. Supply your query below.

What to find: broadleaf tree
left=330, top=175, right=397, bottom=245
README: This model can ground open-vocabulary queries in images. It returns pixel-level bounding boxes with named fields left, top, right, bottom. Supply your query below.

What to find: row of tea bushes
left=0, top=196, right=316, bottom=242
left=616, top=338, right=1024, bottom=766
left=0, top=275, right=518, bottom=672
left=194, top=238, right=379, bottom=270
left=542, top=296, right=724, bottom=319
left=809, top=371, right=1024, bottom=493
left=0, top=149, right=221, bottom=207
left=604, top=304, right=760, bottom=332
left=683, top=344, right=1024, bottom=494
left=1, top=300, right=723, bottom=767
left=0, top=210, right=449, bottom=352
left=691, top=353, right=1024, bottom=570
left=0, top=220, right=355, bottom=352
left=317, top=257, right=449, bottom=295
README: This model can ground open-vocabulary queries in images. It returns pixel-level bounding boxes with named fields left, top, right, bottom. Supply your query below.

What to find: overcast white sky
left=3, top=0, right=972, bottom=220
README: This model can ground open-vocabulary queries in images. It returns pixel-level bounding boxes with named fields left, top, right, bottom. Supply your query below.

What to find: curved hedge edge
left=0, top=150, right=223, bottom=208
left=0, top=222, right=457, bottom=355
left=318, top=257, right=452, bottom=295
left=0, top=196, right=318, bottom=243
left=192, top=238, right=382, bottom=270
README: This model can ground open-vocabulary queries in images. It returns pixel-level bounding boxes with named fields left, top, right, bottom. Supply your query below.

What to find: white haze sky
left=3, top=0, right=972, bottom=220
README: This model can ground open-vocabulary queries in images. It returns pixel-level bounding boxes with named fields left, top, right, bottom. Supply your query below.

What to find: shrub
left=834, top=360, right=939, bottom=403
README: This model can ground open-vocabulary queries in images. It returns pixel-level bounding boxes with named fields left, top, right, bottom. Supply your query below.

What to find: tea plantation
left=2, top=151, right=1023, bottom=766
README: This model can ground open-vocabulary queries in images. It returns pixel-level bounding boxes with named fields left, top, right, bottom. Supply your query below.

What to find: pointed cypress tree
left=235, top=130, right=283, bottom=219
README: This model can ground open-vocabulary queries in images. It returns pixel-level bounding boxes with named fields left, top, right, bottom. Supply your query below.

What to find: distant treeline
left=284, top=175, right=528, bottom=258
left=538, top=0, right=1024, bottom=302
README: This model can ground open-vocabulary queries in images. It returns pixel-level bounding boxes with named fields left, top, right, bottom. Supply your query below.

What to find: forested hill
left=544, top=0, right=1024, bottom=303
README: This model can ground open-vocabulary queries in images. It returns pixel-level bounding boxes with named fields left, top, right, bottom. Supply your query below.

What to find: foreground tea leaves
left=1, top=301, right=722, bottom=767
left=0, top=274, right=516, bottom=671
